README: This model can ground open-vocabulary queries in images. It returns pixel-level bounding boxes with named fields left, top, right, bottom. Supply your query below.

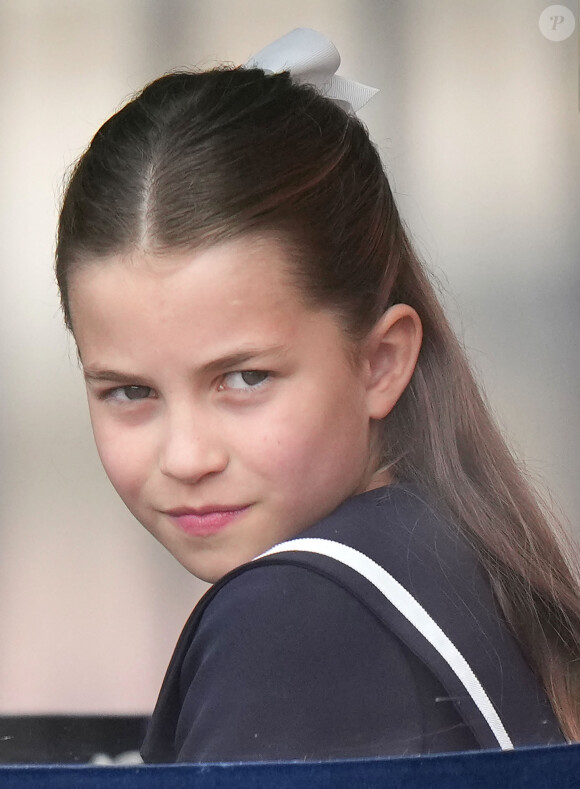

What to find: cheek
left=243, top=395, right=367, bottom=484
left=239, top=423, right=292, bottom=476
left=90, top=419, right=148, bottom=501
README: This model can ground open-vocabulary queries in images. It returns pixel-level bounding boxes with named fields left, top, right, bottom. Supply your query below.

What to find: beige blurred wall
left=0, top=0, right=578, bottom=713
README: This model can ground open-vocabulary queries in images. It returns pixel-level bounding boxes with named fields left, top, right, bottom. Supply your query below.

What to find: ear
left=362, top=304, right=422, bottom=420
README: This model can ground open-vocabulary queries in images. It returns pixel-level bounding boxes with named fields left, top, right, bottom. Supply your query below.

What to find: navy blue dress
left=141, top=485, right=563, bottom=762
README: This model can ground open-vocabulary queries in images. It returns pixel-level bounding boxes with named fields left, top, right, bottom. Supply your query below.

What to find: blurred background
left=0, top=0, right=578, bottom=719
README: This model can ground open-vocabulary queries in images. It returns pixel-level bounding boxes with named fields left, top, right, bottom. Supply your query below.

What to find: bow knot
left=246, top=28, right=378, bottom=114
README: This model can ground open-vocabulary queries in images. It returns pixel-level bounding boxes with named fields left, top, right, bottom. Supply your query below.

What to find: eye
left=104, top=385, right=154, bottom=402
left=221, top=370, right=270, bottom=391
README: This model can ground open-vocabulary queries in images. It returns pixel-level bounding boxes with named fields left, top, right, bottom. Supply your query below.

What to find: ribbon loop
left=245, top=28, right=378, bottom=114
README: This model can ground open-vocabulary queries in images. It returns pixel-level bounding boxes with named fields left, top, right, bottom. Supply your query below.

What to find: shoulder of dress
left=283, top=484, right=480, bottom=584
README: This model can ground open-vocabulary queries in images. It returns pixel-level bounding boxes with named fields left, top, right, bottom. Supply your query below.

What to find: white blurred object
left=89, top=750, right=143, bottom=765
left=245, top=27, right=378, bottom=113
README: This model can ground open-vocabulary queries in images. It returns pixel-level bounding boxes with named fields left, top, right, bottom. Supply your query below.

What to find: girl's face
left=69, top=235, right=385, bottom=582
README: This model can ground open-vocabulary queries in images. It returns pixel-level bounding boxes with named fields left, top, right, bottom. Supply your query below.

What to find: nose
left=158, top=405, right=228, bottom=483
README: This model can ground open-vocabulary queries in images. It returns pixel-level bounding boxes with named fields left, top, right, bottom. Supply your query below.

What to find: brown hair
left=56, top=67, right=580, bottom=739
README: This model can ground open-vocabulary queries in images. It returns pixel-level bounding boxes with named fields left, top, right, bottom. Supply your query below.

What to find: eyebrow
left=82, top=346, right=287, bottom=384
left=83, top=369, right=151, bottom=385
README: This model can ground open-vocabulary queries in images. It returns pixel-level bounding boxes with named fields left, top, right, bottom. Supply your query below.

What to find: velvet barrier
left=0, top=744, right=578, bottom=788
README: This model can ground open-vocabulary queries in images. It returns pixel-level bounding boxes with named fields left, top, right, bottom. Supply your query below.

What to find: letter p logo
left=539, top=5, right=576, bottom=40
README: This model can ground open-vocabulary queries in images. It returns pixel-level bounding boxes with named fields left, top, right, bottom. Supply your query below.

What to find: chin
left=177, top=552, right=243, bottom=585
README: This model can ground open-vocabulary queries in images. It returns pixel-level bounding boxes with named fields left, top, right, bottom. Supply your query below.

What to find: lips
left=164, top=505, right=250, bottom=537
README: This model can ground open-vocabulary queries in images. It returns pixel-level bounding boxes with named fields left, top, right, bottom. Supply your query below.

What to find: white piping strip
left=258, top=537, right=514, bottom=751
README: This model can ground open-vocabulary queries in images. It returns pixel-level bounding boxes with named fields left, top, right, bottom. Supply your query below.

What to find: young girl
left=56, top=29, right=579, bottom=762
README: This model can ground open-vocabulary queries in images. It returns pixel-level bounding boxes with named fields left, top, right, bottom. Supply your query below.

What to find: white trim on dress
left=258, top=537, right=514, bottom=751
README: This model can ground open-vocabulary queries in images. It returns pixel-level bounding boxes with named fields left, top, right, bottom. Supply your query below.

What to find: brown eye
left=222, top=370, right=271, bottom=390
left=104, top=385, right=153, bottom=402
left=240, top=371, right=269, bottom=386
left=123, top=385, right=152, bottom=400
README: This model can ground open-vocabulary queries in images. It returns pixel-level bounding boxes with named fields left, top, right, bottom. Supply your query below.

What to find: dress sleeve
left=172, top=563, right=478, bottom=761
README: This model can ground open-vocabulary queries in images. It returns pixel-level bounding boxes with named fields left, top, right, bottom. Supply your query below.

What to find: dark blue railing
left=0, top=743, right=579, bottom=788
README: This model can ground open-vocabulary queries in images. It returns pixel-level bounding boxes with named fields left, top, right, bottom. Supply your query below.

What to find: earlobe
left=364, top=304, right=423, bottom=420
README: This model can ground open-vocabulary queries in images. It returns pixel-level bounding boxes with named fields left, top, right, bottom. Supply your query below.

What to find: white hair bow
left=245, top=28, right=379, bottom=114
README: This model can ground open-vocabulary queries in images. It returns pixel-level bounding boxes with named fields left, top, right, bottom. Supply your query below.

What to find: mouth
left=163, top=505, right=250, bottom=537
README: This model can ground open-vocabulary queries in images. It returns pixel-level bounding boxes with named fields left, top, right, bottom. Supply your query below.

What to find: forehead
left=70, top=234, right=294, bottom=315
left=67, top=235, right=343, bottom=365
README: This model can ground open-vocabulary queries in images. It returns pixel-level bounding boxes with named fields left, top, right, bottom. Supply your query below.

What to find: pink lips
left=165, top=506, right=249, bottom=537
